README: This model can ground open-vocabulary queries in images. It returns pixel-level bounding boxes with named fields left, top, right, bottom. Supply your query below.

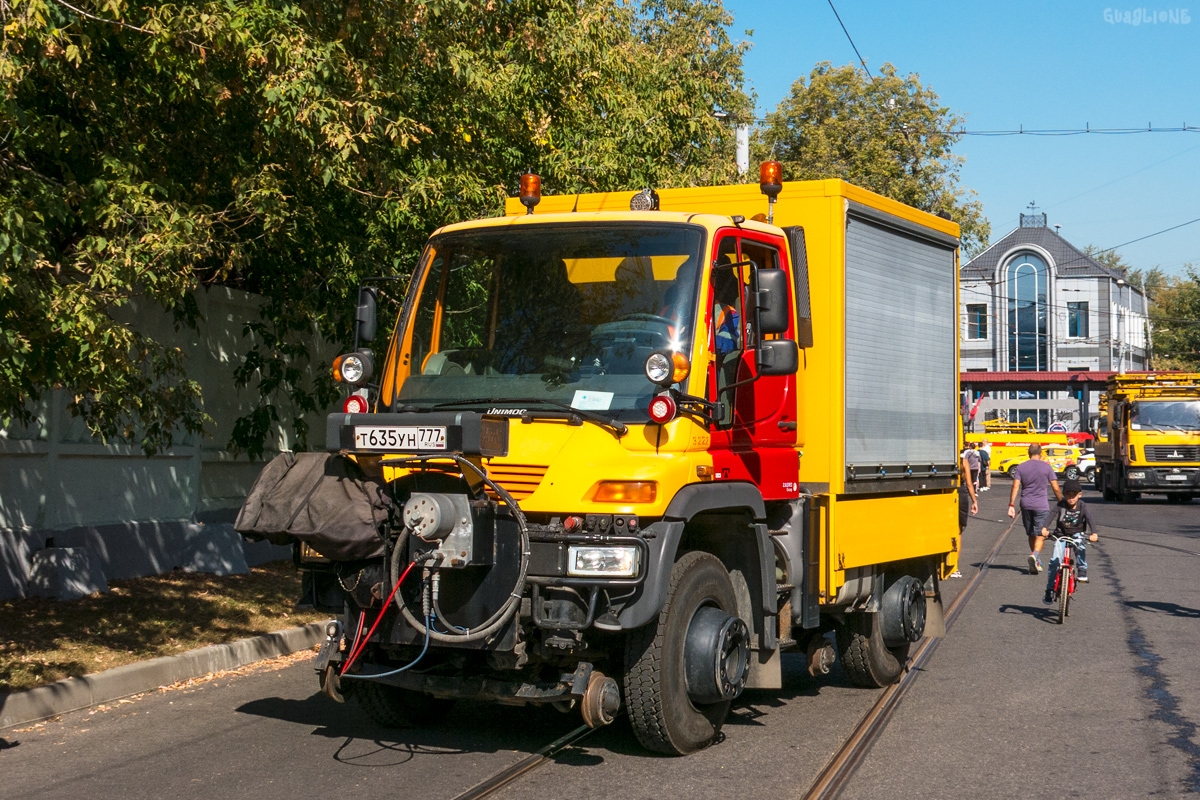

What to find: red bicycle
left=1048, top=535, right=1082, bottom=624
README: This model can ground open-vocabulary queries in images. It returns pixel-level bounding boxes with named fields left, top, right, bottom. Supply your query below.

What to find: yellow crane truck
left=238, top=165, right=964, bottom=754
left=1094, top=373, right=1200, bottom=503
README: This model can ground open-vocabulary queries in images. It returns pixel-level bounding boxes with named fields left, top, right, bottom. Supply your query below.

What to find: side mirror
left=757, top=339, right=799, bottom=376
left=355, top=287, right=378, bottom=343
left=754, top=268, right=790, bottom=334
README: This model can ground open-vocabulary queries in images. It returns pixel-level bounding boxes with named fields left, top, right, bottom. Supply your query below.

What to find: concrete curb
left=0, top=620, right=330, bottom=730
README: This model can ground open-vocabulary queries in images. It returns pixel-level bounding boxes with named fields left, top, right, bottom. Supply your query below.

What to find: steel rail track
left=800, top=517, right=1017, bottom=800
left=448, top=722, right=600, bottom=800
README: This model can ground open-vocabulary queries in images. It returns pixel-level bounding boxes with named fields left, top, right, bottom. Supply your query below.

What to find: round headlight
left=340, top=354, right=366, bottom=384
left=645, top=351, right=674, bottom=386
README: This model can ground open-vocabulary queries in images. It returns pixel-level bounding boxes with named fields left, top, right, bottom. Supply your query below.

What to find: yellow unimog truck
left=238, top=165, right=964, bottom=754
left=1094, top=373, right=1200, bottom=502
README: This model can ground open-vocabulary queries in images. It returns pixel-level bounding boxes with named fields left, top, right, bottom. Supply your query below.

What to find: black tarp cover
left=235, top=452, right=388, bottom=560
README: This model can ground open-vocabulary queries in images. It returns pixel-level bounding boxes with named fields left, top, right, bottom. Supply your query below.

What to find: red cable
left=341, top=558, right=418, bottom=675
left=343, top=610, right=366, bottom=671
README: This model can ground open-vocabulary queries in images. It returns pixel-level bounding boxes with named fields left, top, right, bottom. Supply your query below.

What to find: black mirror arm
left=670, top=389, right=723, bottom=428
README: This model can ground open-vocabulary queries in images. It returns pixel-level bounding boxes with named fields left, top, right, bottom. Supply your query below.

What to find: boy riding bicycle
left=1042, top=479, right=1100, bottom=604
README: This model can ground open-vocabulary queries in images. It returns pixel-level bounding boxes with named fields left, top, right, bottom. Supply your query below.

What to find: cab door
left=704, top=229, right=799, bottom=500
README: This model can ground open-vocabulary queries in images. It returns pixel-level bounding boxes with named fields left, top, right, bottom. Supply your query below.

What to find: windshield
left=390, top=223, right=704, bottom=421
left=1131, top=400, right=1200, bottom=431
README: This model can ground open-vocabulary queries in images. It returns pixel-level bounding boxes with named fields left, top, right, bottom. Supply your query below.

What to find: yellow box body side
left=823, top=493, right=960, bottom=597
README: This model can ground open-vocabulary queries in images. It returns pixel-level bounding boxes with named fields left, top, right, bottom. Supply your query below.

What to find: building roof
left=960, top=371, right=1118, bottom=389
left=961, top=222, right=1126, bottom=283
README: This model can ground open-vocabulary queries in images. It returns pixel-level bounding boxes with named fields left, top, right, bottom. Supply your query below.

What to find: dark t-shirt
left=1013, top=458, right=1057, bottom=511
left=1054, top=498, right=1096, bottom=537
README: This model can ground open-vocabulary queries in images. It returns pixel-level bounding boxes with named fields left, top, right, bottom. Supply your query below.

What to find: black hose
left=384, top=455, right=530, bottom=643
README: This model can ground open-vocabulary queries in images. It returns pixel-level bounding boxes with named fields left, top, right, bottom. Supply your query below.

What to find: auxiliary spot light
left=332, top=351, right=374, bottom=386
left=644, top=350, right=690, bottom=387
left=630, top=188, right=660, bottom=211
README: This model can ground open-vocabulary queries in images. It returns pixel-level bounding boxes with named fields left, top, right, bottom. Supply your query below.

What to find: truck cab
left=1095, top=373, right=1200, bottom=502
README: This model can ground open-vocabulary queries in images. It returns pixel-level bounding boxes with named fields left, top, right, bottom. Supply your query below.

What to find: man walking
left=1007, top=443, right=1063, bottom=574
left=962, top=442, right=981, bottom=494
left=978, top=442, right=991, bottom=491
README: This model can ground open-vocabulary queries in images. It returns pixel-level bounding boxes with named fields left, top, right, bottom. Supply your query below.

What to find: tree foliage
left=1145, top=267, right=1200, bottom=370
left=754, top=62, right=989, bottom=254
left=1, top=0, right=750, bottom=456
left=1084, top=247, right=1197, bottom=369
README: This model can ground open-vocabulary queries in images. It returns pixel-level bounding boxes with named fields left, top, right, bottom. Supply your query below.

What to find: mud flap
left=924, top=593, right=946, bottom=638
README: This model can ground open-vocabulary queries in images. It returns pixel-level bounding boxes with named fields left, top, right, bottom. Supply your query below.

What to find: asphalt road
left=3, top=481, right=1198, bottom=799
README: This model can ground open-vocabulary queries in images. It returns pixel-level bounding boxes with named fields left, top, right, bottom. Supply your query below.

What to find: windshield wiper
left=431, top=398, right=628, bottom=437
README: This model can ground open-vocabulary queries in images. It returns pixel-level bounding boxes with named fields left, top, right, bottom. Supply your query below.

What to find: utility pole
left=736, top=125, right=749, bottom=176
left=1139, top=272, right=1153, bottom=369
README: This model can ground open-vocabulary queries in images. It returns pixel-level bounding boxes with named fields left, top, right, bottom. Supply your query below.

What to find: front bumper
left=1125, top=466, right=1200, bottom=492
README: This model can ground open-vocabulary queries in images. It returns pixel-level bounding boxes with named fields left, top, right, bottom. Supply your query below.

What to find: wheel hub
left=683, top=605, right=750, bottom=704
left=880, top=576, right=927, bottom=648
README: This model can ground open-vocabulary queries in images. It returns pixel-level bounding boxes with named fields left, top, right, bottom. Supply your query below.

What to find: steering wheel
left=617, top=313, right=673, bottom=325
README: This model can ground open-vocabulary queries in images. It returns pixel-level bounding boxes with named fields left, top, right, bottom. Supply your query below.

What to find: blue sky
left=724, top=0, right=1200, bottom=275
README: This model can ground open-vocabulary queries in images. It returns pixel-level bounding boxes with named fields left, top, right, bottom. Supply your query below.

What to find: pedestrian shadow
left=1125, top=600, right=1200, bottom=619
left=985, top=563, right=1038, bottom=575
left=998, top=603, right=1059, bottom=624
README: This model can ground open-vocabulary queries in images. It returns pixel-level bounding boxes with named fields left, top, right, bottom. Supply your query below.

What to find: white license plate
left=1164, top=474, right=1189, bottom=481
left=354, top=426, right=447, bottom=451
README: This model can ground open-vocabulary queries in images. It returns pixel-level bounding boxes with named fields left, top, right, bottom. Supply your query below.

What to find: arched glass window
left=1006, top=252, right=1049, bottom=371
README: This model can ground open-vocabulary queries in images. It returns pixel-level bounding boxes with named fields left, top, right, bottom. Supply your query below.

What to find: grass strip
left=0, top=561, right=326, bottom=693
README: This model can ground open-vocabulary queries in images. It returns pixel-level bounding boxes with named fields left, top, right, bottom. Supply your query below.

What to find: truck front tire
left=837, top=611, right=909, bottom=688
left=624, top=551, right=746, bottom=755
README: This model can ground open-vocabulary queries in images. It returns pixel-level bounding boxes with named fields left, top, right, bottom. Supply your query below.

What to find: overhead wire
left=1042, top=141, right=1200, bottom=211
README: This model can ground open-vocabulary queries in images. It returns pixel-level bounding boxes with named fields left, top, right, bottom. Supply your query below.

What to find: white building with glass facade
left=959, top=212, right=1149, bottom=431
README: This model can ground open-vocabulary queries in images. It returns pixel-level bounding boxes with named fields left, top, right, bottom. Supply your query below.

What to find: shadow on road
left=998, top=603, right=1060, bottom=623
left=985, top=563, right=1038, bottom=575
left=236, top=692, right=583, bottom=766
left=1124, top=600, right=1200, bottom=618
left=234, top=651, right=839, bottom=764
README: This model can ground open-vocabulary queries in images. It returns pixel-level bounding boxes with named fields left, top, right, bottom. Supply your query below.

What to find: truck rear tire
left=837, top=611, right=909, bottom=688
left=349, top=680, right=454, bottom=728
left=623, top=551, right=745, bottom=755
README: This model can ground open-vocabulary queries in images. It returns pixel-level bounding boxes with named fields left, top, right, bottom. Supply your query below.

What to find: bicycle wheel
left=1057, top=565, right=1069, bottom=624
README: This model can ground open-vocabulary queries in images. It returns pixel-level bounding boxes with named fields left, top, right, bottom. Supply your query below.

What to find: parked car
left=996, top=445, right=1088, bottom=481
left=1075, top=448, right=1097, bottom=484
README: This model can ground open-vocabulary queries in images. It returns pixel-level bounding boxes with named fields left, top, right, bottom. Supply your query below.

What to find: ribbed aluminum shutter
left=845, top=214, right=957, bottom=469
